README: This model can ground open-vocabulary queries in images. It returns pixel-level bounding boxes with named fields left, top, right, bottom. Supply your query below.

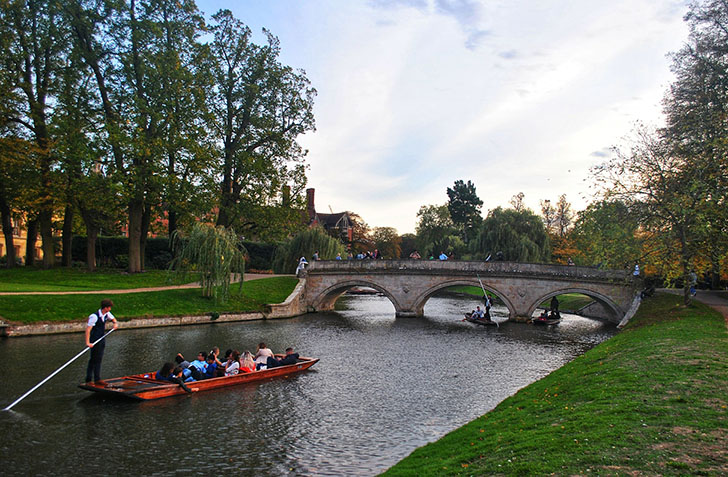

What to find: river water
left=0, top=294, right=615, bottom=476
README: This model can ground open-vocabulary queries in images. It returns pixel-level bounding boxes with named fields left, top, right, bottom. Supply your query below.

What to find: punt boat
left=79, top=356, right=319, bottom=401
left=463, top=314, right=499, bottom=326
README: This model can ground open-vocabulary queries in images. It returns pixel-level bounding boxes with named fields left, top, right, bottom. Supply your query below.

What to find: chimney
left=306, top=188, right=316, bottom=221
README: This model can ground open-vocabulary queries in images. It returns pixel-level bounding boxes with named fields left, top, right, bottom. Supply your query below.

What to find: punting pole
left=3, top=328, right=116, bottom=411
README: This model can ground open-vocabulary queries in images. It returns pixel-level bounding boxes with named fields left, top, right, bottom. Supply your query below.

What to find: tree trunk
left=140, top=205, right=151, bottom=271
left=128, top=200, right=143, bottom=273
left=39, top=210, right=55, bottom=269
left=80, top=206, right=99, bottom=272
left=62, top=203, right=74, bottom=267
left=25, top=219, right=38, bottom=267
left=86, top=226, right=98, bottom=272
left=0, top=197, right=16, bottom=268
left=168, top=208, right=177, bottom=238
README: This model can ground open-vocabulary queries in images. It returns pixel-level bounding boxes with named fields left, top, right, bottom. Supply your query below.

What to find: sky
left=196, top=0, right=691, bottom=234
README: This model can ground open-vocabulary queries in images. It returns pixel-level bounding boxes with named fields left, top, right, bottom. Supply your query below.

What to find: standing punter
left=85, top=298, right=118, bottom=383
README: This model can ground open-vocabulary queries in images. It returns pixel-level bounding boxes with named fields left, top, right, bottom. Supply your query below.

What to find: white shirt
left=87, top=309, right=115, bottom=327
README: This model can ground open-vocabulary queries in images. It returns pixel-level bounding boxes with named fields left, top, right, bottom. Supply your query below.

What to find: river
left=0, top=294, right=616, bottom=476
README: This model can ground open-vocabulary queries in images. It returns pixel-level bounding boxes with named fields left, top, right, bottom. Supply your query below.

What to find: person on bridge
left=439, top=251, right=448, bottom=260
left=296, top=257, right=308, bottom=276
left=409, top=250, right=421, bottom=259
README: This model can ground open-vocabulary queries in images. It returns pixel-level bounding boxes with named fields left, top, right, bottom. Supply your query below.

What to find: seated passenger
left=202, top=354, right=218, bottom=379
left=255, top=342, right=274, bottom=370
left=189, top=351, right=208, bottom=379
left=174, top=353, right=196, bottom=381
left=472, top=306, right=485, bottom=319
left=155, top=362, right=197, bottom=393
left=241, top=351, right=256, bottom=373
left=225, top=350, right=241, bottom=376
left=266, top=347, right=300, bottom=368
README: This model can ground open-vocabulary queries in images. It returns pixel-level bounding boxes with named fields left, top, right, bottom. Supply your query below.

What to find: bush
left=242, top=240, right=279, bottom=271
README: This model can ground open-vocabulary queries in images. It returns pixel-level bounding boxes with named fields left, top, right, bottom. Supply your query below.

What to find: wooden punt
left=78, top=356, right=319, bottom=401
left=531, top=316, right=561, bottom=325
left=463, top=314, right=499, bottom=326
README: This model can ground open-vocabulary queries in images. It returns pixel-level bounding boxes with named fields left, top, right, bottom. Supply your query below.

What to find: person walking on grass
left=85, top=298, right=118, bottom=383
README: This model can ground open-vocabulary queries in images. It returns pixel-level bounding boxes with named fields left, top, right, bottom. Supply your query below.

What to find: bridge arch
left=310, top=280, right=401, bottom=314
left=411, top=279, right=516, bottom=319
left=528, top=288, right=623, bottom=321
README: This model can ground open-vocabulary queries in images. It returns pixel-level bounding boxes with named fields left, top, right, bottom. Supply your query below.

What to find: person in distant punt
left=266, top=348, right=300, bottom=368
left=85, top=298, right=118, bottom=383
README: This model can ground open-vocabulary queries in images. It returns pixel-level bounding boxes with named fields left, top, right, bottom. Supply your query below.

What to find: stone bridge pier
left=302, top=260, right=641, bottom=324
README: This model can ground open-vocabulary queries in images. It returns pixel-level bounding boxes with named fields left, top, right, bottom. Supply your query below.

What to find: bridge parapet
left=308, top=260, right=632, bottom=284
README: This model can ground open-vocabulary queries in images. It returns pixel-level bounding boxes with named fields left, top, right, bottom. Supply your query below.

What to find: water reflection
left=0, top=294, right=615, bottom=475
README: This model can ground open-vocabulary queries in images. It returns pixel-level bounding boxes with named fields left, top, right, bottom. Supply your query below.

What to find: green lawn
left=384, top=293, right=728, bottom=475
left=0, top=267, right=191, bottom=292
left=0, top=276, right=298, bottom=323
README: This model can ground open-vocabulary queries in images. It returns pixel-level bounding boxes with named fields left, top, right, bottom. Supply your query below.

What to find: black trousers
left=86, top=340, right=105, bottom=382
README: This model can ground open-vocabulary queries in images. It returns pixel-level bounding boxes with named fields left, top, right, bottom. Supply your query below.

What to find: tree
left=68, top=0, right=209, bottom=272
left=272, top=225, right=346, bottom=273
left=662, top=0, right=728, bottom=289
left=554, top=194, right=573, bottom=238
left=207, top=10, right=316, bottom=232
left=509, top=192, right=525, bottom=212
left=399, top=232, right=417, bottom=258
left=540, top=199, right=557, bottom=234
left=2, top=0, right=69, bottom=267
left=470, top=207, right=550, bottom=262
left=346, top=212, right=373, bottom=254
left=593, top=127, right=708, bottom=303
left=170, top=223, right=246, bottom=302
left=570, top=200, right=643, bottom=269
left=446, top=179, right=483, bottom=243
left=372, top=226, right=401, bottom=259
left=415, top=204, right=461, bottom=258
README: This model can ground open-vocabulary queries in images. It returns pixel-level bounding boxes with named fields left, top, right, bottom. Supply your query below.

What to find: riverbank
left=0, top=275, right=301, bottom=336
left=384, top=292, right=728, bottom=475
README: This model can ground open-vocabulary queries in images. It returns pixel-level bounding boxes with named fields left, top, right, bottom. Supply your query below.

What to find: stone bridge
left=301, top=260, right=641, bottom=324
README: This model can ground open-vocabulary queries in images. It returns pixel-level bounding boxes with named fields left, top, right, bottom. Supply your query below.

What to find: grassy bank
left=446, top=285, right=593, bottom=311
left=384, top=293, right=728, bottom=475
left=0, top=276, right=298, bottom=323
left=0, top=267, right=190, bottom=292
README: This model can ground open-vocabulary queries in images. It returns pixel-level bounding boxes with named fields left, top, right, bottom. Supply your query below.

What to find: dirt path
left=0, top=273, right=293, bottom=296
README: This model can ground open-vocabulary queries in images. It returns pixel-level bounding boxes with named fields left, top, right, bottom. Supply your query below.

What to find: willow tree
left=470, top=207, right=551, bottom=262
left=273, top=226, right=346, bottom=273
left=170, top=223, right=246, bottom=302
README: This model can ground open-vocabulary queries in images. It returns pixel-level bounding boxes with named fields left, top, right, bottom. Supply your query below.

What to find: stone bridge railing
left=302, top=260, right=640, bottom=323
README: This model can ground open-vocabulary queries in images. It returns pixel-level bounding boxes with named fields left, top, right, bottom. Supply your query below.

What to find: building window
left=14, top=245, right=21, bottom=256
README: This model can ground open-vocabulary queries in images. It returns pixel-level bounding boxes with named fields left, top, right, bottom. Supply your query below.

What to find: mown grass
left=0, top=267, right=190, bottom=292
left=383, top=293, right=728, bottom=476
left=0, top=276, right=298, bottom=323
left=447, top=285, right=593, bottom=311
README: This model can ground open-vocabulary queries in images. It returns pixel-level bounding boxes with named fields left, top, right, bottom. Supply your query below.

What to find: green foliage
left=446, top=179, right=483, bottom=243
left=471, top=207, right=550, bottom=262
left=372, top=226, right=402, bottom=259
left=415, top=204, right=464, bottom=258
left=208, top=10, right=315, bottom=230
left=272, top=226, right=346, bottom=273
left=241, top=240, right=279, bottom=271
left=571, top=200, right=643, bottom=268
left=170, top=223, right=246, bottom=302
left=385, top=294, right=728, bottom=475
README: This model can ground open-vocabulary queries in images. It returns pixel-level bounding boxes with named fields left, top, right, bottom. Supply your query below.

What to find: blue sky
left=197, top=0, right=689, bottom=234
